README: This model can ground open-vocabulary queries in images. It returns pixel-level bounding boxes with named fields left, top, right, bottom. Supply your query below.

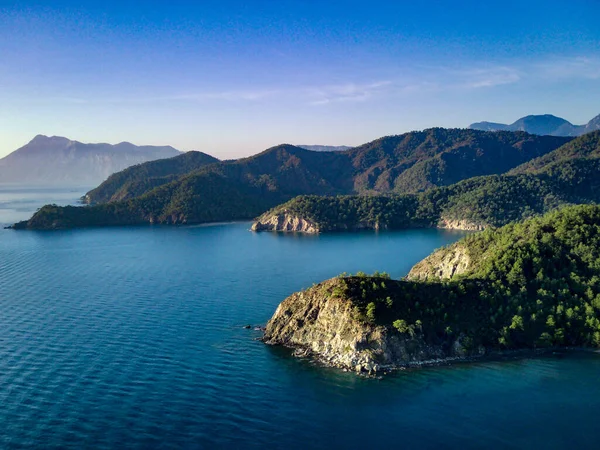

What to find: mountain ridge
left=469, top=113, right=600, bottom=136
left=13, top=129, right=574, bottom=230
left=0, top=135, right=183, bottom=185
left=82, top=128, right=569, bottom=206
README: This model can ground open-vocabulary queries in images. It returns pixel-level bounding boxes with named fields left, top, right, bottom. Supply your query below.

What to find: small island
left=263, top=205, right=600, bottom=374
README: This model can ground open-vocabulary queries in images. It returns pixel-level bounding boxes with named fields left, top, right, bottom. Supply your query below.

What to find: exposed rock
left=252, top=212, right=486, bottom=233
left=263, top=279, right=478, bottom=373
left=438, top=217, right=486, bottom=231
left=407, top=244, right=471, bottom=281
left=251, top=212, right=319, bottom=233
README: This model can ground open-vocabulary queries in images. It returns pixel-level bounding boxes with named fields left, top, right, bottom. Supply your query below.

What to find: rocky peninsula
left=263, top=205, right=600, bottom=374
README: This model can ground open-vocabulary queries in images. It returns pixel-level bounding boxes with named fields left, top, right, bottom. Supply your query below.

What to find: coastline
left=264, top=339, right=600, bottom=376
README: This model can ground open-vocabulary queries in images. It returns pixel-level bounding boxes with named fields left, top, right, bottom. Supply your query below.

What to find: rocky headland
left=262, top=278, right=484, bottom=375
left=262, top=205, right=600, bottom=374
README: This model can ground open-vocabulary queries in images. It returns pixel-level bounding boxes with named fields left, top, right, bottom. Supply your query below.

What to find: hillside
left=0, top=135, right=182, bottom=185
left=86, top=128, right=568, bottom=205
left=13, top=145, right=354, bottom=229
left=263, top=205, right=600, bottom=373
left=11, top=129, right=570, bottom=229
left=510, top=131, right=600, bottom=174
left=253, top=155, right=600, bottom=233
left=84, top=151, right=220, bottom=203
left=469, top=113, right=600, bottom=136
left=345, top=128, right=568, bottom=193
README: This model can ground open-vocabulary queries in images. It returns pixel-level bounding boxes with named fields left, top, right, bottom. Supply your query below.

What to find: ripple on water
left=1, top=223, right=600, bottom=448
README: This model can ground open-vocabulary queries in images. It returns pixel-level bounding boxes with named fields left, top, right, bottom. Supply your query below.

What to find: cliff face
left=438, top=217, right=486, bottom=231
left=251, top=213, right=319, bottom=233
left=252, top=211, right=487, bottom=233
left=407, top=245, right=471, bottom=281
left=263, top=279, right=478, bottom=374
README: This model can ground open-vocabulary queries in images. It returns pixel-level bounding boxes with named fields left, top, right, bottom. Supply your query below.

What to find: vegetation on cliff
left=265, top=205, right=600, bottom=369
left=11, top=129, right=579, bottom=229
left=254, top=156, right=600, bottom=232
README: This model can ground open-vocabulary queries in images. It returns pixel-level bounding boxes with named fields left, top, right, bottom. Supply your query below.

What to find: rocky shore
left=251, top=211, right=487, bottom=234
left=262, top=278, right=485, bottom=375
left=250, top=212, right=319, bottom=233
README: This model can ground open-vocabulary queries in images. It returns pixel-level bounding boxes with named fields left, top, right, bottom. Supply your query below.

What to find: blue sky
left=1, top=0, right=599, bottom=158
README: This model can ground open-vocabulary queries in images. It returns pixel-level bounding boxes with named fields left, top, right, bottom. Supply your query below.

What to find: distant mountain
left=0, top=135, right=182, bottom=185
left=469, top=114, right=600, bottom=137
left=16, top=129, right=571, bottom=229
left=297, top=145, right=352, bottom=152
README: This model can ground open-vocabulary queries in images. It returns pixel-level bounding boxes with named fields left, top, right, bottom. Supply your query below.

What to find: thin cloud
left=307, top=81, right=392, bottom=105
left=534, top=56, right=600, bottom=81
left=165, top=90, right=281, bottom=102
left=446, top=66, right=521, bottom=89
left=28, top=55, right=600, bottom=107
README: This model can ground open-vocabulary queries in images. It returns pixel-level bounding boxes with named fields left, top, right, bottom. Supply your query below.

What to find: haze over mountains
left=3, top=112, right=598, bottom=187
left=297, top=145, right=353, bottom=152
left=0, top=135, right=181, bottom=185
left=469, top=113, right=600, bottom=136
left=15, top=128, right=575, bottom=229
left=0, top=135, right=356, bottom=186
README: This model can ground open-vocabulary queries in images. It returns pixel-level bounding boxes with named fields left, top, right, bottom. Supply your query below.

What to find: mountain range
left=252, top=130, right=600, bottom=233
left=0, top=135, right=182, bottom=185
left=469, top=113, right=600, bottom=136
left=0, top=136, right=358, bottom=186
left=14, top=128, right=572, bottom=229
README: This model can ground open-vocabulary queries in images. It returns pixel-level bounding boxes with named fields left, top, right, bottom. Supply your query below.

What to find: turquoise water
left=1, top=189, right=600, bottom=448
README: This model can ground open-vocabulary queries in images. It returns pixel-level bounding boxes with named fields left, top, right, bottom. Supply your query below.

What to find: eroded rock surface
left=263, top=279, right=477, bottom=374
left=407, top=245, right=471, bottom=281
left=251, top=213, right=319, bottom=233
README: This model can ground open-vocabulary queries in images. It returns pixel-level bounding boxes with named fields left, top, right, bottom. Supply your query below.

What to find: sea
left=1, top=185, right=600, bottom=449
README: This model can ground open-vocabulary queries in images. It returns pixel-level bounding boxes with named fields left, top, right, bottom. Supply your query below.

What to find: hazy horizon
left=1, top=0, right=599, bottom=159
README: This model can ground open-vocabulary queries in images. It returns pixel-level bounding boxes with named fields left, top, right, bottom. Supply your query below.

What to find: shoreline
left=264, top=339, right=600, bottom=377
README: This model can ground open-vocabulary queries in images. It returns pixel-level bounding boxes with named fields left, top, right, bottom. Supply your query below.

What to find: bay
left=1, top=188, right=599, bottom=449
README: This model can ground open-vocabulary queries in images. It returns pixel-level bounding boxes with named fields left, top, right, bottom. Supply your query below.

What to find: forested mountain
left=253, top=155, right=600, bottom=233
left=510, top=131, right=600, bottom=174
left=12, top=129, right=575, bottom=229
left=84, top=151, right=220, bottom=203
left=0, top=135, right=182, bottom=185
left=469, top=113, right=600, bottom=136
left=345, top=129, right=568, bottom=193
left=264, top=205, right=600, bottom=373
left=84, top=128, right=569, bottom=208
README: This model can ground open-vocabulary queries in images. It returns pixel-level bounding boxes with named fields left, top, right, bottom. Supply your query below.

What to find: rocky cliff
left=437, top=217, right=486, bottom=231
left=251, top=212, right=319, bottom=233
left=263, top=278, right=482, bottom=374
left=263, top=206, right=600, bottom=375
left=252, top=211, right=487, bottom=233
left=407, top=245, right=471, bottom=281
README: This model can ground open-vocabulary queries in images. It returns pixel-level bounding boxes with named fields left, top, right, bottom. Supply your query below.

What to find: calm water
left=0, top=185, right=90, bottom=227
left=1, top=190, right=600, bottom=449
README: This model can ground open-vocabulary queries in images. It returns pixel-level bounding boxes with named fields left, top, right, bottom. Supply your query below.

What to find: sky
left=1, top=0, right=600, bottom=159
